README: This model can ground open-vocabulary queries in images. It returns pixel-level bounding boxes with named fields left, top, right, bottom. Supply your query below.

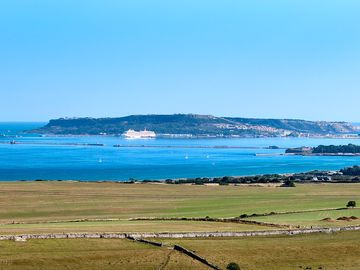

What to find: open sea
left=0, top=122, right=360, bottom=181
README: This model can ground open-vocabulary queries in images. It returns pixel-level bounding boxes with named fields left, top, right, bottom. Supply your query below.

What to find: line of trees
left=341, top=166, right=360, bottom=176
left=126, top=166, right=360, bottom=185
left=313, top=144, right=360, bottom=154
left=165, top=175, right=284, bottom=185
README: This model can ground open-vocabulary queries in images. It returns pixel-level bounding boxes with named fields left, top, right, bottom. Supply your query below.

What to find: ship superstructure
left=123, top=129, right=156, bottom=139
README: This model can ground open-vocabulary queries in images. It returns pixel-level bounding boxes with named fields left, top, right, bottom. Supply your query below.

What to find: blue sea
left=0, top=122, right=360, bottom=181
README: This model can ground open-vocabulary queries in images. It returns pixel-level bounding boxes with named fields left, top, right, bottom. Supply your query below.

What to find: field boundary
left=2, top=207, right=357, bottom=227
left=238, top=207, right=359, bottom=219
left=173, top=244, right=221, bottom=270
left=130, top=217, right=290, bottom=228
left=126, top=235, right=221, bottom=269
left=0, top=216, right=290, bottom=228
left=3, top=225, right=360, bottom=241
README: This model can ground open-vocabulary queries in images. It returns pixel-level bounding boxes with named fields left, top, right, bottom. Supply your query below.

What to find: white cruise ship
left=123, top=129, right=156, bottom=139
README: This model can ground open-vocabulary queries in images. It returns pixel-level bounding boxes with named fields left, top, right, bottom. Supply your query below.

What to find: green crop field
left=0, top=182, right=359, bottom=233
left=249, top=208, right=360, bottom=227
left=0, top=182, right=359, bottom=222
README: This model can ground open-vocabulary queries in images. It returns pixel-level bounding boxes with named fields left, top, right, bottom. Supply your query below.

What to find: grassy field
left=0, top=238, right=207, bottom=270
left=163, top=230, right=360, bottom=270
left=249, top=208, right=360, bottom=227
left=1, top=181, right=360, bottom=269
left=0, top=220, right=275, bottom=235
left=1, top=231, right=360, bottom=270
left=0, top=182, right=359, bottom=222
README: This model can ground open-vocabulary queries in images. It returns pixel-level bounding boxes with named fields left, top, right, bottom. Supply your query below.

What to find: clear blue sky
left=1, top=0, right=360, bottom=122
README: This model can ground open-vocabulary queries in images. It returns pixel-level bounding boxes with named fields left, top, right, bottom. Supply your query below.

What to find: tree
left=341, top=166, right=360, bottom=176
left=347, top=201, right=356, bottom=208
left=281, top=179, right=296, bottom=187
left=226, top=262, right=240, bottom=270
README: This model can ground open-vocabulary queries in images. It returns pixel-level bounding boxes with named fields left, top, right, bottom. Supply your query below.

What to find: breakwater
left=2, top=140, right=286, bottom=150
left=0, top=141, right=105, bottom=147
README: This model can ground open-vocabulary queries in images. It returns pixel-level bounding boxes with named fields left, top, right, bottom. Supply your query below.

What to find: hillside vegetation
left=29, top=114, right=358, bottom=137
left=286, top=144, right=360, bottom=155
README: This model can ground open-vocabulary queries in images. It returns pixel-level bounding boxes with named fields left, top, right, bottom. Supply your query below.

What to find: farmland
left=0, top=182, right=359, bottom=223
left=1, top=181, right=360, bottom=269
left=163, top=230, right=360, bottom=270
left=0, top=238, right=207, bottom=270
left=1, top=231, right=360, bottom=270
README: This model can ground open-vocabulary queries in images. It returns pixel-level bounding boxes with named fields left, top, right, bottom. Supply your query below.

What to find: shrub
left=226, top=262, right=240, bottom=270
left=281, top=179, right=296, bottom=187
left=347, top=201, right=356, bottom=208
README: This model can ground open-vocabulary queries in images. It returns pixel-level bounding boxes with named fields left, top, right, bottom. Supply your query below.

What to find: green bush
left=281, top=179, right=296, bottom=187
left=347, top=201, right=356, bottom=208
left=226, top=262, right=240, bottom=270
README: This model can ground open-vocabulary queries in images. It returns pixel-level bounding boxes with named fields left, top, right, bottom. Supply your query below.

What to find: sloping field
left=0, top=220, right=274, bottom=235
left=0, top=182, right=359, bottom=223
left=249, top=208, right=360, bottom=227
left=2, top=230, right=360, bottom=270
left=0, top=238, right=207, bottom=270
left=163, top=230, right=360, bottom=270
left=1, top=182, right=360, bottom=269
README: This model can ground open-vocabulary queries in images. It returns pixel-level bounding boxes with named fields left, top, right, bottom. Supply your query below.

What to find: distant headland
left=28, top=114, right=360, bottom=138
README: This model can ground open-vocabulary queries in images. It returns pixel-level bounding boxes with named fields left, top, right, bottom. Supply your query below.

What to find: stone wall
left=2, top=225, right=360, bottom=241
left=174, top=244, right=221, bottom=270
left=130, top=217, right=289, bottom=228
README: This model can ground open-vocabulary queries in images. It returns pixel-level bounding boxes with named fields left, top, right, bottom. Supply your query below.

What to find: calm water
left=0, top=122, right=360, bottom=181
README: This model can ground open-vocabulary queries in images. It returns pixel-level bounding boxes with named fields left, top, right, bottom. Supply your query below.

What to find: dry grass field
left=0, top=181, right=359, bottom=222
left=0, top=238, right=207, bottom=270
left=163, top=230, right=360, bottom=270
left=1, top=181, right=360, bottom=269
left=249, top=208, right=360, bottom=227
left=0, top=220, right=273, bottom=235
left=1, top=231, right=360, bottom=270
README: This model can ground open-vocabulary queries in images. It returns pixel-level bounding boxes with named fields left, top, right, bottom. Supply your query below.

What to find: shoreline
left=3, top=132, right=360, bottom=139
left=0, top=169, right=353, bottom=184
left=286, top=153, right=360, bottom=156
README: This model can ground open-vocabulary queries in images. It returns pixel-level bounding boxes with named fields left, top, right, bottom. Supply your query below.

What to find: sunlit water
left=0, top=122, right=359, bottom=181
